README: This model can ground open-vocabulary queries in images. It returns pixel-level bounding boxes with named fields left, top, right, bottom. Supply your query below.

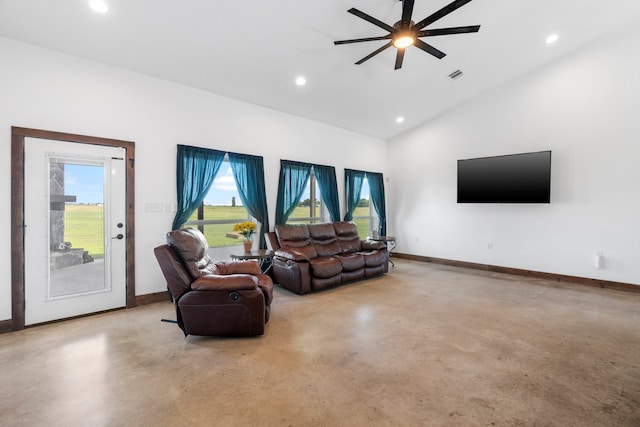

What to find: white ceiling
left=2, top=0, right=640, bottom=140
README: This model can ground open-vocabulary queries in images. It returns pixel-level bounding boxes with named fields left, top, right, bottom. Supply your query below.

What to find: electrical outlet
left=595, top=252, right=604, bottom=269
left=488, top=242, right=493, bottom=250
left=145, top=203, right=163, bottom=213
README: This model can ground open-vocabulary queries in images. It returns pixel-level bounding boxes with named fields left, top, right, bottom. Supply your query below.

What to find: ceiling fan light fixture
left=393, top=33, right=415, bottom=49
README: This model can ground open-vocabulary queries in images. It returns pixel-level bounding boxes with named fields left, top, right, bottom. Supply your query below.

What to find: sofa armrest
left=274, top=248, right=309, bottom=261
left=212, top=260, right=261, bottom=275
left=256, top=274, right=274, bottom=306
left=191, top=274, right=258, bottom=291
left=361, top=239, right=386, bottom=250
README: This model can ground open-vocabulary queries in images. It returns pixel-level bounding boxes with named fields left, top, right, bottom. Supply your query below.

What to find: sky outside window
left=63, top=163, right=104, bottom=204
left=204, top=165, right=243, bottom=206
left=64, top=164, right=369, bottom=206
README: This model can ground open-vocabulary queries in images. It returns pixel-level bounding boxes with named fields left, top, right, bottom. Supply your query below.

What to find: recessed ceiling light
left=546, top=34, right=559, bottom=44
left=396, top=117, right=405, bottom=124
left=89, top=0, right=108, bottom=13
left=295, top=76, right=306, bottom=86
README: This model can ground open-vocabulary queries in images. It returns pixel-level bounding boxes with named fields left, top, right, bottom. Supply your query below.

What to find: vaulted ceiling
left=2, top=0, right=640, bottom=139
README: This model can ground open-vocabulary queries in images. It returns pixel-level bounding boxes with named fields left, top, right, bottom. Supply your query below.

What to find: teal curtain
left=313, top=164, right=340, bottom=222
left=366, top=172, right=387, bottom=236
left=275, top=160, right=312, bottom=224
left=343, top=168, right=366, bottom=221
left=228, top=152, right=270, bottom=249
left=172, top=145, right=225, bottom=230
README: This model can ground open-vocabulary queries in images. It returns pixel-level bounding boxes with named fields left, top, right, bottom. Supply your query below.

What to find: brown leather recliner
left=154, top=228, right=273, bottom=337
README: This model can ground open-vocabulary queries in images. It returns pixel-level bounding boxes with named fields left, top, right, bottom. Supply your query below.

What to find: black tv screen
left=457, top=151, right=551, bottom=203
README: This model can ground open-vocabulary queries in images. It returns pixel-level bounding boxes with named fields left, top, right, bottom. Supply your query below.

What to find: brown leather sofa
left=154, top=228, right=273, bottom=337
left=266, top=221, right=388, bottom=295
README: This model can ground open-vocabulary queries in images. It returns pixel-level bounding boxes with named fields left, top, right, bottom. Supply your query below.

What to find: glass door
left=24, top=138, right=126, bottom=325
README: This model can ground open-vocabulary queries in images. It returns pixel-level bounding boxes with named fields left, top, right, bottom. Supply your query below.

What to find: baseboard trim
left=393, top=253, right=640, bottom=294
left=135, top=291, right=171, bottom=306
left=0, top=319, right=12, bottom=334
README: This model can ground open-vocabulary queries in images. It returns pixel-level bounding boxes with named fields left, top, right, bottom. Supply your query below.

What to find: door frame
left=11, top=126, right=136, bottom=331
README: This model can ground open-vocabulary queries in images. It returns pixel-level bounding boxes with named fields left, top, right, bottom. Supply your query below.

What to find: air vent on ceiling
left=448, top=69, right=464, bottom=80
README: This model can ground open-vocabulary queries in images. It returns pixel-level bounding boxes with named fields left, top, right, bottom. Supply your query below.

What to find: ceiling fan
left=334, top=0, right=480, bottom=70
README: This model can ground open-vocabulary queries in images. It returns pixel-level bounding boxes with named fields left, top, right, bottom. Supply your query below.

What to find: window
left=351, top=178, right=378, bottom=239
left=286, top=168, right=326, bottom=224
left=184, top=157, right=250, bottom=248
left=344, top=168, right=386, bottom=239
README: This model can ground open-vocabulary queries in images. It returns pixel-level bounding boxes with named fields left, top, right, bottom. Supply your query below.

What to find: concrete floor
left=1, top=259, right=639, bottom=426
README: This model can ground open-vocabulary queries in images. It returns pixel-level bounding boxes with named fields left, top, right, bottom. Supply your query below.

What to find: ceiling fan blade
left=347, top=8, right=395, bottom=32
left=415, top=39, right=446, bottom=59
left=394, top=49, right=406, bottom=70
left=400, top=0, right=415, bottom=26
left=355, top=42, right=393, bottom=65
left=334, top=35, right=392, bottom=45
left=418, top=25, right=480, bottom=37
left=415, top=0, right=474, bottom=30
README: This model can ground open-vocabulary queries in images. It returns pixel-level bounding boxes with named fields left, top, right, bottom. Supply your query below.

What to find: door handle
left=112, top=234, right=124, bottom=240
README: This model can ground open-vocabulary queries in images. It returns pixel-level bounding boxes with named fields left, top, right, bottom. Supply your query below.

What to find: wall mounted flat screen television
left=457, top=150, right=551, bottom=203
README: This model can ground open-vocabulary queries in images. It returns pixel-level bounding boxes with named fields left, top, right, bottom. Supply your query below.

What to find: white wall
left=388, top=22, right=640, bottom=286
left=0, top=37, right=388, bottom=321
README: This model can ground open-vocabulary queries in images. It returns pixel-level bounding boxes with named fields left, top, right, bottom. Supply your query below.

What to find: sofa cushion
left=334, top=252, right=365, bottom=271
left=166, top=228, right=216, bottom=278
left=341, top=269, right=365, bottom=283
left=359, top=250, right=387, bottom=267
left=365, top=264, right=386, bottom=277
left=311, top=275, right=341, bottom=291
left=275, top=224, right=318, bottom=259
left=191, top=274, right=258, bottom=291
left=308, top=223, right=341, bottom=256
left=308, top=256, right=342, bottom=279
left=334, top=221, right=362, bottom=253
